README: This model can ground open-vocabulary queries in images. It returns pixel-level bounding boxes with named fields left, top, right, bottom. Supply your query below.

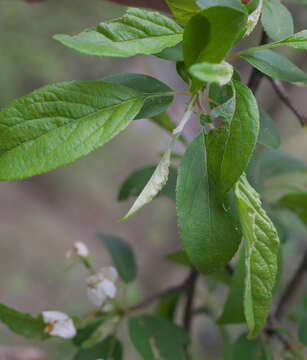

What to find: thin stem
left=275, top=247, right=307, bottom=320
left=183, top=269, right=199, bottom=333
left=127, top=271, right=194, bottom=313
left=268, top=78, right=307, bottom=126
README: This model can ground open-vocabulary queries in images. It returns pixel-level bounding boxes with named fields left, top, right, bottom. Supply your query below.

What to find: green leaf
left=155, top=42, right=184, bottom=62
left=74, top=316, right=109, bottom=347
left=279, top=192, right=307, bottom=225
left=129, top=315, right=189, bottom=360
left=269, top=30, right=307, bottom=51
left=219, top=326, right=232, bottom=360
left=206, top=81, right=259, bottom=196
left=54, top=8, right=183, bottom=58
left=0, top=80, right=144, bottom=181
left=103, top=73, right=174, bottom=120
left=189, top=61, right=234, bottom=86
left=118, top=165, right=177, bottom=203
left=183, top=4, right=247, bottom=68
left=234, top=174, right=280, bottom=338
left=122, top=139, right=175, bottom=220
left=97, top=233, right=137, bottom=283
left=155, top=292, right=183, bottom=321
left=150, top=112, right=187, bottom=145
left=258, top=106, right=280, bottom=149
left=166, top=0, right=200, bottom=25
left=261, top=0, right=294, bottom=41
left=218, top=246, right=246, bottom=324
left=74, top=335, right=122, bottom=360
left=232, top=333, right=274, bottom=360
left=245, top=0, right=263, bottom=37
left=0, top=303, right=47, bottom=340
left=176, top=133, right=242, bottom=274
left=241, top=49, right=307, bottom=84
left=258, top=150, right=307, bottom=185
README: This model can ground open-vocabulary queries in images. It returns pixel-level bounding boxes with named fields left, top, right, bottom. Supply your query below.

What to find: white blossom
left=42, top=311, right=76, bottom=339
left=87, top=267, right=118, bottom=307
left=66, top=241, right=89, bottom=260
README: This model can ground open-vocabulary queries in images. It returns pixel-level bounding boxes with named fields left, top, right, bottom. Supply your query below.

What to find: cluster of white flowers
left=42, top=241, right=118, bottom=339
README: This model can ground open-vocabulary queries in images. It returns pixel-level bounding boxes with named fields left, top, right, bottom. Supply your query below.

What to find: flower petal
left=42, top=311, right=68, bottom=323
left=87, top=286, right=107, bottom=307
left=100, top=267, right=118, bottom=282
left=99, top=279, right=116, bottom=298
left=51, top=318, right=76, bottom=339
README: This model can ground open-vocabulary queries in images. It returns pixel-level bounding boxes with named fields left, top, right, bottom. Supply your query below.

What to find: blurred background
left=0, top=0, right=306, bottom=359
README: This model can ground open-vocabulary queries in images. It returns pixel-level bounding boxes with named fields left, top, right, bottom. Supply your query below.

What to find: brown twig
left=268, top=78, right=307, bottom=126
left=127, top=271, right=195, bottom=313
left=275, top=247, right=307, bottom=320
left=183, top=269, right=199, bottom=333
left=247, top=31, right=269, bottom=94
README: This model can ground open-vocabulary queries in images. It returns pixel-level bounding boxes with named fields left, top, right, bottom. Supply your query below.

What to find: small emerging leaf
left=122, top=140, right=174, bottom=220
left=245, top=0, right=263, bottom=37
left=55, top=8, right=183, bottom=58
left=235, top=174, right=280, bottom=338
left=189, top=61, right=234, bottom=86
left=118, top=166, right=177, bottom=203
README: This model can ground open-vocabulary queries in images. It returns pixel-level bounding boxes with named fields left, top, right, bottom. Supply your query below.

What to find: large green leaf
left=176, top=133, right=242, bottom=274
left=279, top=192, right=307, bottom=225
left=261, top=0, right=294, bottom=41
left=183, top=3, right=247, bottom=68
left=74, top=335, right=122, bottom=360
left=258, top=106, right=280, bottom=149
left=206, top=81, right=259, bottom=196
left=0, top=304, right=47, bottom=340
left=235, top=174, right=280, bottom=338
left=118, top=166, right=177, bottom=202
left=54, top=8, right=183, bottom=58
left=103, top=73, right=174, bottom=120
left=241, top=49, right=307, bottom=84
left=97, top=233, right=137, bottom=283
left=166, top=0, right=200, bottom=25
left=129, top=315, right=189, bottom=360
left=0, top=81, right=144, bottom=180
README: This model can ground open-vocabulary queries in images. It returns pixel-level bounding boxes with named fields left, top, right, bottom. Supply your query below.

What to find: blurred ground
left=0, top=1, right=306, bottom=359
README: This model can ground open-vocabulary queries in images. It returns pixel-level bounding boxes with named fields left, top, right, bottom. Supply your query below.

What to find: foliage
left=0, top=0, right=307, bottom=359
